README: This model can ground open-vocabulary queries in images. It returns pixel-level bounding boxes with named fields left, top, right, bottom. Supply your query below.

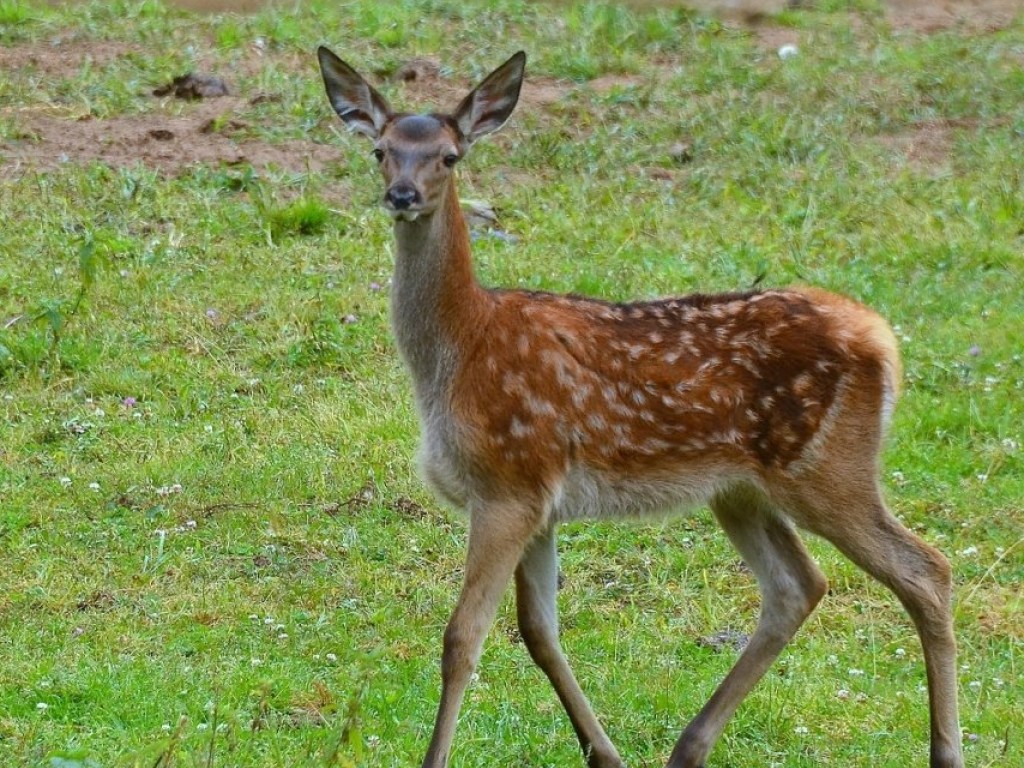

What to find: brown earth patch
left=0, top=39, right=141, bottom=77
left=872, top=117, right=1008, bottom=171
left=752, top=24, right=801, bottom=52
left=0, top=98, right=341, bottom=177
left=876, top=121, right=956, bottom=170
left=688, top=0, right=1020, bottom=31
left=750, top=0, right=1020, bottom=54
left=884, top=0, right=1022, bottom=33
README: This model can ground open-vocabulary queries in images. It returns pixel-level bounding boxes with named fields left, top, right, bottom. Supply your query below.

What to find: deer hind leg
left=667, top=486, right=828, bottom=768
left=516, top=526, right=624, bottom=768
left=784, top=480, right=963, bottom=768
left=421, top=502, right=544, bottom=768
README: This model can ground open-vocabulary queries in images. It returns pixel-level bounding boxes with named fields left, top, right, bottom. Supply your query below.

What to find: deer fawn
left=317, top=48, right=963, bottom=768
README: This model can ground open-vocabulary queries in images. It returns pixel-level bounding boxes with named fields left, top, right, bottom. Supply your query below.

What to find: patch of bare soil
left=1, top=98, right=340, bottom=177
left=884, top=0, right=1021, bottom=33
left=747, top=0, right=1020, bottom=55
left=872, top=117, right=1006, bottom=171
left=0, top=40, right=140, bottom=76
left=876, top=121, right=956, bottom=169
left=690, top=0, right=1020, bottom=31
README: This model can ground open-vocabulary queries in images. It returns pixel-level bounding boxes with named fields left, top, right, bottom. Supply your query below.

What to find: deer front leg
left=421, top=502, right=543, bottom=768
left=516, top=526, right=623, bottom=768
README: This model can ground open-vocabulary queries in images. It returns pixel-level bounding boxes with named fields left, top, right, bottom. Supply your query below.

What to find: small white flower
left=36, top=702, right=48, bottom=712
left=1002, top=438, right=1020, bottom=452
left=161, top=723, right=171, bottom=732
left=251, top=658, right=263, bottom=667
left=204, top=425, right=214, bottom=433
left=794, top=725, right=809, bottom=735
left=325, top=652, right=338, bottom=662
left=848, top=668, right=865, bottom=677
left=248, top=614, right=259, bottom=621
left=59, top=477, right=72, bottom=488
left=960, top=546, right=979, bottom=557
left=976, top=473, right=988, bottom=483
left=836, top=689, right=850, bottom=700
left=778, top=44, right=799, bottom=59
left=993, top=678, right=1004, bottom=688
left=94, top=408, right=105, bottom=417
left=968, top=680, right=981, bottom=691
left=277, top=632, right=288, bottom=640
left=894, top=647, right=906, bottom=658
left=197, top=723, right=208, bottom=731
left=88, top=482, right=100, bottom=491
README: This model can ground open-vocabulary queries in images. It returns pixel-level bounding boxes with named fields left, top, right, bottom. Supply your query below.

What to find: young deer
left=317, top=48, right=963, bottom=768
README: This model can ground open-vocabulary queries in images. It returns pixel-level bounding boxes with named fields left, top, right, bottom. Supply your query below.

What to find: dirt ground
left=1, top=0, right=1019, bottom=177
left=688, top=0, right=1020, bottom=28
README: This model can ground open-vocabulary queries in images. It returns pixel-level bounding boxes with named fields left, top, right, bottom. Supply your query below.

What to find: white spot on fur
left=525, top=394, right=556, bottom=417
left=509, top=416, right=531, bottom=438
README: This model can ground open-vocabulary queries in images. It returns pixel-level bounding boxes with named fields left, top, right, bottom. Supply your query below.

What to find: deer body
left=318, top=47, right=963, bottom=768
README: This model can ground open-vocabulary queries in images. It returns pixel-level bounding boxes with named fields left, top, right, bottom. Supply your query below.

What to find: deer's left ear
left=318, top=46, right=392, bottom=139
left=453, top=51, right=526, bottom=146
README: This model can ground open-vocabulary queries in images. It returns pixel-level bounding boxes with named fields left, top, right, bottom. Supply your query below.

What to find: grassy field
left=1, top=0, right=1022, bottom=766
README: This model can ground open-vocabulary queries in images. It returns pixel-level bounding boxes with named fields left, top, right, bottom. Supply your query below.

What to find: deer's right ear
left=317, top=46, right=392, bottom=139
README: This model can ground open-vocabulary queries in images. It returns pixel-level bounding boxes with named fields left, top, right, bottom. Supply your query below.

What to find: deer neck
left=390, top=176, right=489, bottom=401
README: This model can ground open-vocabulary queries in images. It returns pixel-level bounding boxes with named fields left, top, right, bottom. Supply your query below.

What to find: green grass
left=1, top=1, right=1022, bottom=766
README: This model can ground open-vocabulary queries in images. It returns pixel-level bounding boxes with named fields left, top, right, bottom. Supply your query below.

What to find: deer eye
left=443, top=153, right=459, bottom=168
left=372, top=148, right=385, bottom=163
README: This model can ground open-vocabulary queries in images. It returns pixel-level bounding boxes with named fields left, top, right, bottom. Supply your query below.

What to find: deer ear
left=453, top=51, right=526, bottom=146
left=318, top=46, right=392, bottom=139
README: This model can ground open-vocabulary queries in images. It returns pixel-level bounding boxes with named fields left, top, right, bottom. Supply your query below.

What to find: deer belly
left=550, top=461, right=751, bottom=523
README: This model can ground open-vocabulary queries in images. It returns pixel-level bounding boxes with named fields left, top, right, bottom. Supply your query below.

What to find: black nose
left=386, top=185, right=420, bottom=210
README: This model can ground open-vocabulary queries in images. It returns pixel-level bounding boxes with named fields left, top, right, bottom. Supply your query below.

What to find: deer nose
left=386, top=185, right=420, bottom=210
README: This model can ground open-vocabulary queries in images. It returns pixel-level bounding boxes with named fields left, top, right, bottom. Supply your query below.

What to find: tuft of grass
left=258, top=194, right=333, bottom=241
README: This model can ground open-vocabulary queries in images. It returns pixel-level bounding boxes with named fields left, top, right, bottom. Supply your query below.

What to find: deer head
left=317, top=47, right=526, bottom=221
